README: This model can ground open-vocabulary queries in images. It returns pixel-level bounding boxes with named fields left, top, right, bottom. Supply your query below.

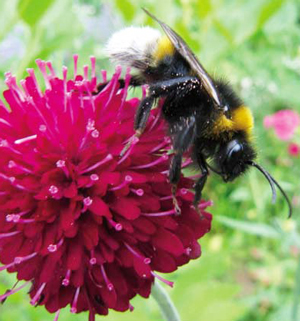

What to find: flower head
left=263, top=109, right=300, bottom=141
left=0, top=56, right=212, bottom=319
left=288, top=143, right=300, bottom=157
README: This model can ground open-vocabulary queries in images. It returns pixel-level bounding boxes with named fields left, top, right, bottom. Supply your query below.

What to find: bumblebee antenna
left=247, top=161, right=292, bottom=218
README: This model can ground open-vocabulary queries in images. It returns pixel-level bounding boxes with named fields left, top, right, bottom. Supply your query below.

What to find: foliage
left=0, top=0, right=300, bottom=320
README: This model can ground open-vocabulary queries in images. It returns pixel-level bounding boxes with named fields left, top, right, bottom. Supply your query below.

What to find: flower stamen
left=30, top=282, right=46, bottom=306
left=100, top=69, right=107, bottom=83
left=150, top=136, right=171, bottom=153
left=73, top=54, right=78, bottom=79
left=53, top=309, right=61, bottom=321
left=100, top=265, right=114, bottom=291
left=142, top=209, right=176, bottom=217
left=130, top=154, right=168, bottom=169
left=6, top=214, right=35, bottom=224
left=46, top=61, right=56, bottom=78
left=130, top=188, right=144, bottom=196
left=62, top=269, right=71, bottom=286
left=47, top=238, right=64, bottom=253
left=0, top=139, right=22, bottom=155
left=70, top=287, right=81, bottom=313
left=0, top=231, right=21, bottom=239
left=159, top=195, right=172, bottom=201
left=199, top=200, right=214, bottom=209
left=103, top=66, right=122, bottom=110
left=5, top=73, right=26, bottom=103
left=118, top=136, right=139, bottom=165
left=82, top=197, right=93, bottom=212
left=124, top=243, right=151, bottom=265
left=83, top=65, right=89, bottom=81
left=119, top=67, right=131, bottom=110
left=107, top=218, right=123, bottom=231
left=89, top=250, right=97, bottom=265
left=161, top=157, right=192, bottom=175
left=110, top=175, right=132, bottom=191
left=0, top=117, right=12, bottom=128
left=36, top=59, right=51, bottom=90
left=151, top=272, right=174, bottom=288
left=8, top=160, right=33, bottom=174
left=80, top=154, right=113, bottom=174
left=14, top=252, right=37, bottom=265
left=0, top=281, right=30, bottom=302
left=56, top=160, right=69, bottom=177
left=49, top=185, right=59, bottom=195
left=90, top=56, right=96, bottom=79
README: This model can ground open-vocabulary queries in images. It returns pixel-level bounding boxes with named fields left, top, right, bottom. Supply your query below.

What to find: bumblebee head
left=217, top=137, right=256, bottom=182
left=214, top=135, right=292, bottom=218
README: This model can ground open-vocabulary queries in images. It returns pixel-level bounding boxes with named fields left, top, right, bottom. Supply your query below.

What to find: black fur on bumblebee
left=94, top=9, right=292, bottom=217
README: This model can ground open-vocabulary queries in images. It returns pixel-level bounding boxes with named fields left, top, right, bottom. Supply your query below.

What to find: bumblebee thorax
left=211, top=105, right=254, bottom=138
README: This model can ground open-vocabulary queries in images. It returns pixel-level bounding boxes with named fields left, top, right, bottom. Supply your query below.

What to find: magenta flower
left=0, top=56, right=212, bottom=320
left=288, top=143, right=300, bottom=157
left=264, top=109, right=300, bottom=141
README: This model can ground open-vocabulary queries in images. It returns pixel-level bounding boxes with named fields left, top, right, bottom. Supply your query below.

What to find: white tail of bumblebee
left=105, top=27, right=161, bottom=70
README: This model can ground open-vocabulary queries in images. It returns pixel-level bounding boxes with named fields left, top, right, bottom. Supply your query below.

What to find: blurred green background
left=0, top=0, right=300, bottom=320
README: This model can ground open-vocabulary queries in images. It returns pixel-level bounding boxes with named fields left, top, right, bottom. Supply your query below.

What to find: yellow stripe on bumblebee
left=212, top=105, right=254, bottom=137
left=153, top=36, right=175, bottom=62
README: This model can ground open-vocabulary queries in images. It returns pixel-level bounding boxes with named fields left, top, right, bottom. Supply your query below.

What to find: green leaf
left=196, top=0, right=212, bottom=19
left=256, top=0, right=286, bottom=30
left=17, top=0, right=55, bottom=27
left=213, top=18, right=234, bottom=45
left=115, top=0, right=135, bottom=22
left=216, top=216, right=281, bottom=238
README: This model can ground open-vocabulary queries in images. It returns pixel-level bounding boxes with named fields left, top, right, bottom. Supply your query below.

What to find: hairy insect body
left=100, top=10, right=291, bottom=216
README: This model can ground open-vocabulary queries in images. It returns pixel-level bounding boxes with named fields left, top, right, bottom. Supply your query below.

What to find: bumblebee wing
left=143, top=8, right=222, bottom=108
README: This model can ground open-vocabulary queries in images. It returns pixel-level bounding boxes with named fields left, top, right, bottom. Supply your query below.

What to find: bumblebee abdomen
left=105, top=27, right=161, bottom=70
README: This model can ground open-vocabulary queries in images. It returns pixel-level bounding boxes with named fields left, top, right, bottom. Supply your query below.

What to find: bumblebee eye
left=220, top=140, right=246, bottom=181
left=225, top=140, right=243, bottom=162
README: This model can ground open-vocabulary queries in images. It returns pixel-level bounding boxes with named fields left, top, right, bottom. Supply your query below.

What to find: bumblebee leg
left=134, top=96, right=156, bottom=131
left=93, top=76, right=142, bottom=95
left=170, top=153, right=183, bottom=215
left=169, top=116, right=196, bottom=215
left=120, top=95, right=155, bottom=157
left=134, top=77, right=199, bottom=133
left=120, top=76, right=199, bottom=156
left=149, top=76, right=200, bottom=96
left=194, top=155, right=208, bottom=217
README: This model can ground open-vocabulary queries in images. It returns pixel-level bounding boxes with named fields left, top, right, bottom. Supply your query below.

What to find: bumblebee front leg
left=121, top=76, right=199, bottom=156
left=149, top=76, right=199, bottom=96
left=194, top=154, right=208, bottom=216
left=93, top=76, right=142, bottom=95
left=120, top=95, right=156, bottom=156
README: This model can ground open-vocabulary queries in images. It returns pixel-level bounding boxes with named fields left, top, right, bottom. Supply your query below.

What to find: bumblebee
left=97, top=9, right=292, bottom=216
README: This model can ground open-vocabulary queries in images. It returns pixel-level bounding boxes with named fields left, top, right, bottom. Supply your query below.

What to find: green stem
left=291, top=256, right=300, bottom=321
left=151, top=282, right=181, bottom=321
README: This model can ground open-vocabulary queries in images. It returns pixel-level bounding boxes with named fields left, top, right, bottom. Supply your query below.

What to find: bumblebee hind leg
left=193, top=153, right=208, bottom=217
left=169, top=116, right=196, bottom=214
